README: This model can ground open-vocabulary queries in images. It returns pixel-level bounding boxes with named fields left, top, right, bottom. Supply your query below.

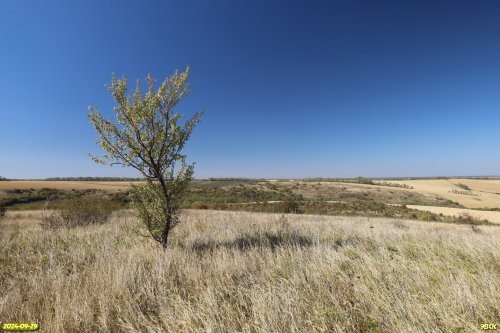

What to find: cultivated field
left=387, top=179, right=500, bottom=209
left=1, top=209, right=499, bottom=332
left=408, top=205, right=500, bottom=224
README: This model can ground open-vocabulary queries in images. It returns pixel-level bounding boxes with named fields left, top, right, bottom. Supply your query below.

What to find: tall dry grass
left=1, top=210, right=499, bottom=332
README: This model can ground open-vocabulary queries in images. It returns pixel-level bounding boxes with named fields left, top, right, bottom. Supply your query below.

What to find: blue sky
left=1, top=0, right=499, bottom=179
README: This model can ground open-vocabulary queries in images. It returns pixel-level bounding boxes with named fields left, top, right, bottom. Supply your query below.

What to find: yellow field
left=385, top=178, right=500, bottom=209
left=407, top=205, right=500, bottom=224
left=0, top=181, right=131, bottom=192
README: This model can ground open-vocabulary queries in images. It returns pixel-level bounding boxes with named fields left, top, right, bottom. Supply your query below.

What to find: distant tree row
left=207, top=178, right=263, bottom=182
left=300, top=177, right=374, bottom=184
left=0, top=176, right=8, bottom=181
left=43, top=177, right=140, bottom=182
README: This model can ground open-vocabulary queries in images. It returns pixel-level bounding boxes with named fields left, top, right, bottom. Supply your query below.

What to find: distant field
left=0, top=181, right=131, bottom=192
left=0, top=179, right=251, bottom=192
left=386, top=179, right=500, bottom=209
left=265, top=180, right=461, bottom=207
left=3, top=178, right=498, bottom=207
left=2, top=178, right=500, bottom=223
left=408, top=205, right=500, bottom=224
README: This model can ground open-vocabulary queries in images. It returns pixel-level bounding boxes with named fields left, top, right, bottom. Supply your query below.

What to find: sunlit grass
left=1, top=210, right=499, bottom=332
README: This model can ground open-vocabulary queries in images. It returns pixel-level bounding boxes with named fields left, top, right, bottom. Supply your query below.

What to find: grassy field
left=3, top=178, right=498, bottom=209
left=1, top=209, right=499, bottom=332
left=257, top=180, right=460, bottom=207
left=3, top=179, right=499, bottom=225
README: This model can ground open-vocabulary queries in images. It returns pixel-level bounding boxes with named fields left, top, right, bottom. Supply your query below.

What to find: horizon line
left=3, top=175, right=500, bottom=181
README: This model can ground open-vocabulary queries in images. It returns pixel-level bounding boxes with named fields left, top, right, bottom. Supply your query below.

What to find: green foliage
left=43, top=177, right=140, bottom=181
left=130, top=172, right=192, bottom=244
left=88, top=67, right=202, bottom=249
left=203, top=199, right=491, bottom=225
left=277, top=198, right=302, bottom=214
left=417, top=211, right=436, bottom=222
left=191, top=179, right=260, bottom=187
left=456, top=183, right=471, bottom=190
left=1, top=188, right=113, bottom=210
left=109, top=190, right=131, bottom=206
left=88, top=67, right=201, bottom=173
left=373, top=181, right=414, bottom=189
left=456, top=212, right=485, bottom=232
left=449, top=189, right=477, bottom=196
left=181, top=186, right=303, bottom=208
left=3, top=188, right=64, bottom=207
left=40, top=198, right=119, bottom=229
left=356, top=177, right=374, bottom=185
left=207, top=178, right=258, bottom=182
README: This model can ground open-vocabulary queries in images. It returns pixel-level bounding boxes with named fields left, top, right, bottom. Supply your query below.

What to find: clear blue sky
left=1, top=0, right=499, bottom=179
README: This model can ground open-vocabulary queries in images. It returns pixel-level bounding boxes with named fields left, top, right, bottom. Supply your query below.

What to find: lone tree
left=88, top=67, right=202, bottom=249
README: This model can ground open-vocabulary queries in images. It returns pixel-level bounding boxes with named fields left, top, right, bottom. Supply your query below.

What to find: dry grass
left=1, top=210, right=499, bottom=332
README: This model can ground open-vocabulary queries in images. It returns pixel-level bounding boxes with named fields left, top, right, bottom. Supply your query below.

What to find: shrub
left=213, top=202, right=228, bottom=210
left=356, top=177, right=374, bottom=185
left=40, top=198, right=118, bottom=229
left=456, top=212, right=483, bottom=232
left=449, top=189, right=477, bottom=196
left=191, top=202, right=209, bottom=210
left=278, top=198, right=302, bottom=214
left=0, top=201, right=5, bottom=218
left=418, top=211, right=436, bottom=222
left=456, top=183, right=471, bottom=190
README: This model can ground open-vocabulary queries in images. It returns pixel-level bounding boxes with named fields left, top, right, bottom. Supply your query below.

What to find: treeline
left=0, top=176, right=9, bottom=181
left=300, top=177, right=376, bottom=184
left=43, top=177, right=140, bottom=181
left=207, top=178, right=264, bottom=182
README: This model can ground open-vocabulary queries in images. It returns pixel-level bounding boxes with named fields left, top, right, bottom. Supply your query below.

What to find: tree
left=88, top=67, right=202, bottom=249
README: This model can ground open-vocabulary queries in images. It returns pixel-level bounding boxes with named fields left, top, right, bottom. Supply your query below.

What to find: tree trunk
left=160, top=215, right=172, bottom=250
left=157, top=176, right=172, bottom=250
